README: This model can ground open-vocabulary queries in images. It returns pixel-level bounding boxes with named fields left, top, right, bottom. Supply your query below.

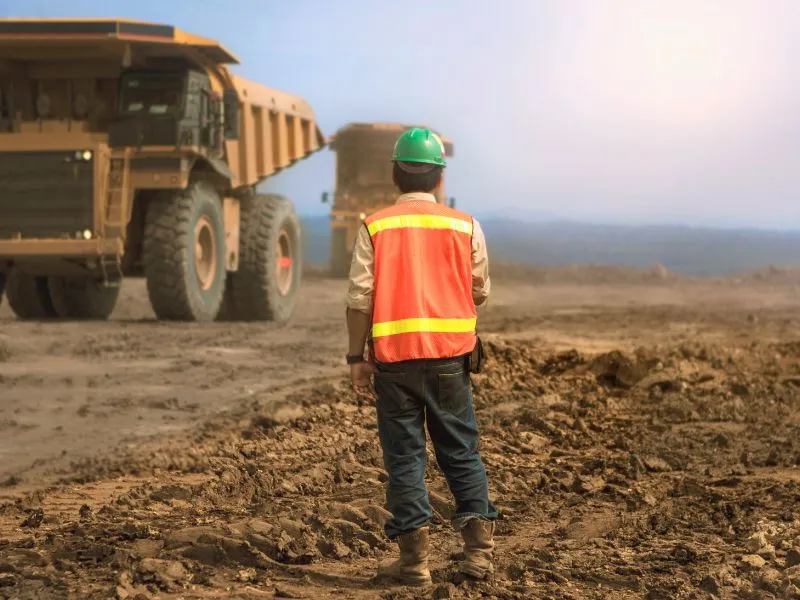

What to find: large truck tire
left=329, top=227, right=352, bottom=278
left=5, top=270, right=57, bottom=320
left=143, top=181, right=227, bottom=322
left=227, top=193, right=302, bottom=323
left=48, top=277, right=119, bottom=320
left=215, top=285, right=236, bottom=322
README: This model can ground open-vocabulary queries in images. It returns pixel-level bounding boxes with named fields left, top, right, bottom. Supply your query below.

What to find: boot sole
left=458, top=565, right=493, bottom=580
left=374, top=574, right=433, bottom=588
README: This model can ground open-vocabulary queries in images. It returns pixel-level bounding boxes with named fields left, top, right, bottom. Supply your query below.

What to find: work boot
left=375, top=527, right=432, bottom=587
left=458, top=518, right=495, bottom=579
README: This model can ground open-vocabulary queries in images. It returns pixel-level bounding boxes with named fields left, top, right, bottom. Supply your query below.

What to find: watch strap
left=346, top=354, right=365, bottom=365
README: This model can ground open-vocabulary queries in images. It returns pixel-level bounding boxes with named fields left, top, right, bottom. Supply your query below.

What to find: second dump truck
left=322, top=122, right=454, bottom=277
left=0, top=18, right=325, bottom=322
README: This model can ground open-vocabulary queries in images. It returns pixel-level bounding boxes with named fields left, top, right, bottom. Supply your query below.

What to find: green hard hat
left=391, top=127, right=447, bottom=169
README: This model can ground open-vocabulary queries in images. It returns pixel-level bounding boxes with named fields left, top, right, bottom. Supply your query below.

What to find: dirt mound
left=487, top=262, right=800, bottom=287
left=302, top=260, right=690, bottom=285
left=3, top=337, right=800, bottom=598
left=488, top=262, right=689, bottom=285
left=735, top=265, right=800, bottom=285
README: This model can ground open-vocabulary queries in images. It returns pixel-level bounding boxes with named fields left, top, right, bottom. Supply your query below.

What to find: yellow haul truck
left=0, top=18, right=325, bottom=322
left=321, top=122, right=454, bottom=277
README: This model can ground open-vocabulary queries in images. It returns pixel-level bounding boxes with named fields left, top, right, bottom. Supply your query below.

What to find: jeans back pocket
left=435, top=370, right=470, bottom=414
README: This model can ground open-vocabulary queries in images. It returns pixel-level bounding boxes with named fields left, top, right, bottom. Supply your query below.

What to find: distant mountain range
left=299, top=215, right=800, bottom=276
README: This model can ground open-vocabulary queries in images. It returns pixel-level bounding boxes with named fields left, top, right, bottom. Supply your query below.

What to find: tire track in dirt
left=0, top=279, right=349, bottom=494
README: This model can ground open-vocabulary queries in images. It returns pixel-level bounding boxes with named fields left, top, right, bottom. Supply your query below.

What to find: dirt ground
left=2, top=266, right=800, bottom=599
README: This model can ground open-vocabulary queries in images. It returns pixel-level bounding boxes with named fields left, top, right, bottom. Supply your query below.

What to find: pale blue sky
left=3, top=0, right=800, bottom=229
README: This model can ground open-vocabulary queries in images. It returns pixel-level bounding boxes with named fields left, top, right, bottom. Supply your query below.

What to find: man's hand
left=350, top=361, right=377, bottom=401
left=346, top=306, right=375, bottom=401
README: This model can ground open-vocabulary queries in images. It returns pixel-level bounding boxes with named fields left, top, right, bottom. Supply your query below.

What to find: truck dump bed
left=228, top=73, right=326, bottom=186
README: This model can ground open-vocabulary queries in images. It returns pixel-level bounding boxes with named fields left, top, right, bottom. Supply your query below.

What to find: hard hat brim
left=394, top=160, right=440, bottom=174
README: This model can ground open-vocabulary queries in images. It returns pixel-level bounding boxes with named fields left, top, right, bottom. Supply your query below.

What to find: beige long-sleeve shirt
left=345, top=192, right=491, bottom=313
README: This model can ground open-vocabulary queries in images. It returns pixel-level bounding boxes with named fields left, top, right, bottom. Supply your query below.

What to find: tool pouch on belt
left=467, top=335, right=486, bottom=374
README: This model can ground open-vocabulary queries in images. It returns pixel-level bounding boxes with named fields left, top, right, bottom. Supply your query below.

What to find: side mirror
left=222, top=88, right=239, bottom=140
left=321, top=191, right=329, bottom=204
left=448, top=197, right=456, bottom=208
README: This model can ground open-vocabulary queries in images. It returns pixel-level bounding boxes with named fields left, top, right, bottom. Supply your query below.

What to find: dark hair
left=392, top=162, right=443, bottom=194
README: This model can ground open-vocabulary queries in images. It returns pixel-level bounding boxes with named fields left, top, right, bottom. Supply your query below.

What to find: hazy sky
left=4, top=0, right=800, bottom=229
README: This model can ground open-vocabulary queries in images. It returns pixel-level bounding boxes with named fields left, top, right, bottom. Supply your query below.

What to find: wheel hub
left=194, top=216, right=218, bottom=291
left=276, top=229, right=293, bottom=296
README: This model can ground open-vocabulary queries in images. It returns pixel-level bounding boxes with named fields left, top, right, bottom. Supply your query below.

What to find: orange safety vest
left=365, top=199, right=477, bottom=363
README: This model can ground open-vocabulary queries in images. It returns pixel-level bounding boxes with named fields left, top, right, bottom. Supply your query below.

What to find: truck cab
left=109, top=68, right=235, bottom=151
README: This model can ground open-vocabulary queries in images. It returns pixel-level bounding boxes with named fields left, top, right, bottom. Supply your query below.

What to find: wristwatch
left=346, top=354, right=365, bottom=365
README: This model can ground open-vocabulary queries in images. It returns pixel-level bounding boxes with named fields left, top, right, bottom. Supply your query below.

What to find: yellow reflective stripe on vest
left=372, top=317, right=477, bottom=338
left=366, top=214, right=473, bottom=237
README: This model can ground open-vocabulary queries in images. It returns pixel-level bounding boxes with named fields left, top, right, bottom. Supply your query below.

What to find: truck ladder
left=100, top=150, right=131, bottom=287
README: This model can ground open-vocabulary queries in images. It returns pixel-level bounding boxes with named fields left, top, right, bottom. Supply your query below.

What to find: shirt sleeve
left=345, top=223, right=375, bottom=313
left=471, top=217, right=491, bottom=305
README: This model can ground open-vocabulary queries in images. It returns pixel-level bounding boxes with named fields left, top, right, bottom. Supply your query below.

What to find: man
left=345, top=127, right=497, bottom=587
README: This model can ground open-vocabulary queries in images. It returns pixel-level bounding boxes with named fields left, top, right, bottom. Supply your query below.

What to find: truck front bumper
left=0, top=238, right=123, bottom=259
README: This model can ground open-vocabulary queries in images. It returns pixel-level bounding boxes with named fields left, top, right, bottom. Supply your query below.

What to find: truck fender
left=189, top=155, right=234, bottom=187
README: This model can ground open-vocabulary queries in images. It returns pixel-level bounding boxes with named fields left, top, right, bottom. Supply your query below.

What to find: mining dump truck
left=321, top=122, right=454, bottom=277
left=0, top=18, right=325, bottom=322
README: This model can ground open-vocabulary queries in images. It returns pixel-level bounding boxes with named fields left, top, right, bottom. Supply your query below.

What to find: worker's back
left=365, top=197, right=476, bottom=362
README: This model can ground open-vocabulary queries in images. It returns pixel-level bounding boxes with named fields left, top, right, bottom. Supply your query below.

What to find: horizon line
left=296, top=214, right=800, bottom=234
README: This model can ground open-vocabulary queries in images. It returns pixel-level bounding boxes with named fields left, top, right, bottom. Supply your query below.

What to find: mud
left=2, top=270, right=800, bottom=599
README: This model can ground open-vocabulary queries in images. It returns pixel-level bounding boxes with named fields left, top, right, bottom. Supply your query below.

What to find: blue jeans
left=374, top=354, right=498, bottom=540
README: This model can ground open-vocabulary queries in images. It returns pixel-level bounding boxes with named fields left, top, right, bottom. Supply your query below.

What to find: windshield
left=338, top=153, right=394, bottom=189
left=119, top=76, right=183, bottom=116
